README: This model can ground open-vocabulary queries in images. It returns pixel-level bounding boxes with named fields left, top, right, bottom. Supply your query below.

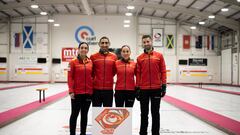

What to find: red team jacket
left=90, top=52, right=117, bottom=90
left=136, top=51, right=166, bottom=90
left=68, top=58, right=93, bottom=95
left=115, top=60, right=136, bottom=91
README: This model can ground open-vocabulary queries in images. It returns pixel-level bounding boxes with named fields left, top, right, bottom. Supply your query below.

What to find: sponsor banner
left=62, top=48, right=78, bottom=62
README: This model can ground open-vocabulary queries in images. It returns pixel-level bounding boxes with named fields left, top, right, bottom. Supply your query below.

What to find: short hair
left=142, top=35, right=152, bottom=40
left=99, top=36, right=110, bottom=42
left=78, top=42, right=89, bottom=50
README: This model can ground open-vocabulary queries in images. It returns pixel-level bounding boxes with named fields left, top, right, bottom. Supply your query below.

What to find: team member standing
left=68, top=42, right=93, bottom=135
left=90, top=36, right=117, bottom=107
left=115, top=45, right=136, bottom=107
left=136, top=35, right=167, bottom=135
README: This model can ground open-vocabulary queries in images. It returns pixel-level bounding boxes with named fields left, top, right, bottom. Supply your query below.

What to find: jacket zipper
left=103, top=56, right=106, bottom=89
left=148, top=54, right=152, bottom=88
left=84, top=63, right=86, bottom=93
left=125, top=62, right=127, bottom=90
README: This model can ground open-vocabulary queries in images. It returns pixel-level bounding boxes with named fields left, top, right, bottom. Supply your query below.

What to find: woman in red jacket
left=115, top=45, right=136, bottom=107
left=68, top=42, right=93, bottom=135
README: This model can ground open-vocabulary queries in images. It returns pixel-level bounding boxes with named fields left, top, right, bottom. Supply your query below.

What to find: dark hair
left=99, top=36, right=110, bottom=43
left=121, top=45, right=131, bottom=52
left=142, top=35, right=152, bottom=40
left=78, top=42, right=89, bottom=49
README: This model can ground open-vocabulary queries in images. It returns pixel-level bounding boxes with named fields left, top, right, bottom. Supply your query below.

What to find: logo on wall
left=23, top=26, right=33, bottom=49
left=154, top=33, right=162, bottom=41
left=62, top=48, right=78, bottom=62
left=75, top=26, right=98, bottom=45
left=152, top=28, right=163, bottom=47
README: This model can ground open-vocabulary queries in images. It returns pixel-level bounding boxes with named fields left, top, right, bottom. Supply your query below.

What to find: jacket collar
left=121, top=58, right=130, bottom=63
left=99, top=49, right=109, bottom=55
left=77, top=55, right=89, bottom=64
left=144, top=47, right=154, bottom=55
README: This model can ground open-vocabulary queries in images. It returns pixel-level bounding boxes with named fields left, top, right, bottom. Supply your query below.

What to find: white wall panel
left=9, top=54, right=50, bottom=82
left=51, top=15, right=137, bottom=82
left=232, top=53, right=238, bottom=85
left=221, top=49, right=232, bottom=84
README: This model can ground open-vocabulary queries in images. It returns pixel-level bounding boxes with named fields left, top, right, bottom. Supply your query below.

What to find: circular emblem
left=75, top=26, right=94, bottom=43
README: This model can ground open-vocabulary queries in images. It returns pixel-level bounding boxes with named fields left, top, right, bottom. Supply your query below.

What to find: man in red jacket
left=136, top=35, right=167, bottom=135
left=90, top=36, right=117, bottom=107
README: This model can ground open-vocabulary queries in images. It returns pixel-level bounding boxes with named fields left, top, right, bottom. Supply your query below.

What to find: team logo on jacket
left=75, top=26, right=98, bottom=45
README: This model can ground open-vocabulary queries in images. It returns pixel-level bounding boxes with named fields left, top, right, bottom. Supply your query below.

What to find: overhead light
left=199, top=21, right=205, bottom=25
left=54, top=23, right=60, bottom=27
left=237, top=0, right=240, bottom=2
left=190, top=26, right=196, bottom=29
left=127, top=6, right=135, bottom=10
left=124, top=20, right=131, bottom=23
left=48, top=19, right=54, bottom=23
left=124, top=24, right=130, bottom=28
left=40, top=12, right=47, bottom=15
left=221, top=8, right=229, bottom=12
left=125, top=12, right=133, bottom=16
left=30, top=4, right=39, bottom=9
left=208, top=15, right=215, bottom=19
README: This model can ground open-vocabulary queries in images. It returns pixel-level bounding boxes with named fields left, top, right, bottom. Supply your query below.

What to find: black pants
left=114, top=90, right=135, bottom=107
left=69, top=94, right=92, bottom=135
left=92, top=90, right=113, bottom=107
left=139, top=90, right=161, bottom=135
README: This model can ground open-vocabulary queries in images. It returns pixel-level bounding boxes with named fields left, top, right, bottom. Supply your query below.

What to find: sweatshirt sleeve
left=160, top=54, right=167, bottom=85
left=90, top=55, right=95, bottom=79
left=67, top=60, right=75, bottom=93
left=112, top=54, right=118, bottom=76
left=136, top=58, right=141, bottom=87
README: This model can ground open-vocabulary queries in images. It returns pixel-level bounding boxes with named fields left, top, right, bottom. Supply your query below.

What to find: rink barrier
left=168, top=82, right=240, bottom=88
left=164, top=95, right=240, bottom=135
left=181, top=85, right=240, bottom=96
left=175, top=83, right=240, bottom=96
left=0, top=82, right=49, bottom=91
left=0, top=91, right=68, bottom=127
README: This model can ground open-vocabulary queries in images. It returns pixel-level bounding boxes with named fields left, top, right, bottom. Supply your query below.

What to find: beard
left=99, top=48, right=109, bottom=54
left=144, top=45, right=152, bottom=51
